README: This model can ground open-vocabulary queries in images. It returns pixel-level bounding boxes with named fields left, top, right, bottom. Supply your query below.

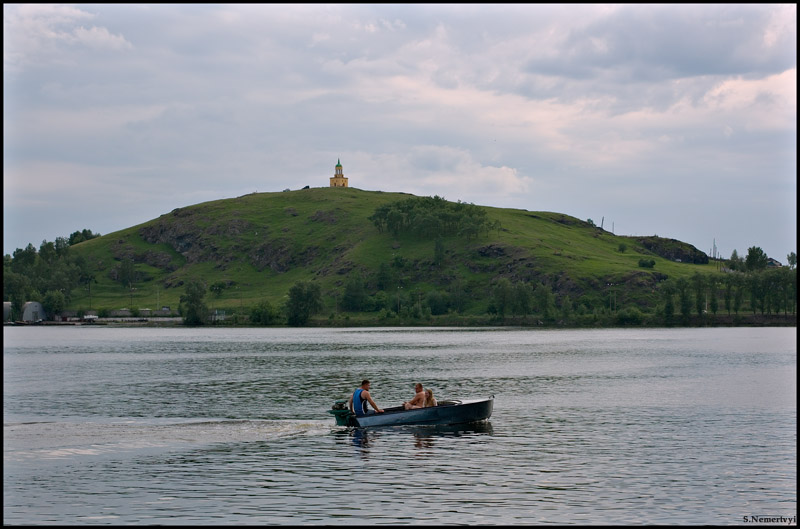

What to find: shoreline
left=6, top=313, right=796, bottom=329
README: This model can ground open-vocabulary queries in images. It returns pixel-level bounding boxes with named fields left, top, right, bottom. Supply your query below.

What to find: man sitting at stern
left=349, top=379, right=384, bottom=416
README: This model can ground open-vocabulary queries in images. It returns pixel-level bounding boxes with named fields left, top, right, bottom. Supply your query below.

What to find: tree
left=662, top=281, right=676, bottom=325
left=513, top=281, right=534, bottom=317
left=342, top=274, right=368, bottom=312
left=54, top=236, right=70, bottom=258
left=118, top=257, right=136, bottom=287
left=74, top=255, right=96, bottom=309
left=286, top=281, right=323, bottom=326
left=457, top=217, right=480, bottom=240
left=733, top=275, right=744, bottom=315
left=560, top=294, right=574, bottom=320
left=676, top=277, right=691, bottom=323
left=747, top=272, right=762, bottom=314
left=708, top=276, right=719, bottom=315
left=42, top=290, right=66, bottom=319
left=534, top=283, right=557, bottom=320
left=728, top=249, right=743, bottom=271
left=4, top=271, right=31, bottom=320
left=765, top=268, right=787, bottom=315
left=434, top=238, right=445, bottom=266
left=775, top=268, right=791, bottom=314
left=68, top=229, right=100, bottom=246
left=376, top=262, right=392, bottom=291
left=447, top=278, right=468, bottom=313
left=691, top=272, right=706, bottom=316
left=369, top=196, right=498, bottom=240
left=180, top=279, right=208, bottom=325
left=38, top=240, right=57, bottom=265
left=11, top=244, right=37, bottom=274
left=723, top=274, right=735, bottom=315
left=745, top=246, right=768, bottom=272
left=209, top=281, right=227, bottom=297
left=426, top=290, right=449, bottom=315
left=787, top=252, right=797, bottom=270
left=492, top=278, right=513, bottom=317
left=393, top=288, right=409, bottom=316
left=250, top=299, right=280, bottom=325
left=616, top=306, right=644, bottom=326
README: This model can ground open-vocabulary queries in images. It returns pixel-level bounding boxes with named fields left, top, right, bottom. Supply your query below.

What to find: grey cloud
left=528, top=5, right=794, bottom=81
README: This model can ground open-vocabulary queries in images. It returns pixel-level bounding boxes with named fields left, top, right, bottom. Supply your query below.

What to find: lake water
left=3, top=326, right=796, bottom=525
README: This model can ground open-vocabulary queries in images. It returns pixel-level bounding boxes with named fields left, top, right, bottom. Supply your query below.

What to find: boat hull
left=344, top=397, right=493, bottom=428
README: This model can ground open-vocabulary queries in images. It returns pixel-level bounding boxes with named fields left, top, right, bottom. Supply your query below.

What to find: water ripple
left=3, top=327, right=796, bottom=524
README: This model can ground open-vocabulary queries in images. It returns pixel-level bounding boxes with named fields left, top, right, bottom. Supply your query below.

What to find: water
left=3, top=326, right=796, bottom=525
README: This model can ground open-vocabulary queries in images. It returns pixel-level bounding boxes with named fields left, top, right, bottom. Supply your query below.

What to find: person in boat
left=349, top=379, right=384, bottom=416
left=424, top=388, right=437, bottom=407
left=403, top=383, right=426, bottom=410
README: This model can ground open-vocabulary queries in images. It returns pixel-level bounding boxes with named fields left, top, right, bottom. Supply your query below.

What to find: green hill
left=65, top=186, right=719, bottom=323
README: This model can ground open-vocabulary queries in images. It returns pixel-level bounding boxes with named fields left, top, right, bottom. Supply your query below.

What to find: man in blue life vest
left=349, top=379, right=384, bottom=416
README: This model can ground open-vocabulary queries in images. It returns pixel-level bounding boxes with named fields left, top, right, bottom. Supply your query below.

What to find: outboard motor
left=328, top=400, right=356, bottom=426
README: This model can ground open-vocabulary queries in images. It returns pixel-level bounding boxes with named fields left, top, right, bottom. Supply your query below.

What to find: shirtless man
left=403, top=382, right=426, bottom=410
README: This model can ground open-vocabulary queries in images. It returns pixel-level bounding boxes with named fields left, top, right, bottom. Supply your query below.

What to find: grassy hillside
left=66, top=187, right=715, bottom=319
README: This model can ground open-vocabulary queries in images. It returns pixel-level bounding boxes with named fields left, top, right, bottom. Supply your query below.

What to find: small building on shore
left=21, top=301, right=46, bottom=322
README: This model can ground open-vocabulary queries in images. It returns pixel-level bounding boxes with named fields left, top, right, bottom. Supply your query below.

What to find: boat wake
left=3, top=418, right=331, bottom=463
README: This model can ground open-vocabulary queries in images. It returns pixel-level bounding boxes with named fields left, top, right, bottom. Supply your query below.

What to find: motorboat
left=328, top=395, right=493, bottom=428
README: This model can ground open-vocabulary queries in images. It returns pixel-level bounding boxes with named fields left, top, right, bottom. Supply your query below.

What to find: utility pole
left=397, top=286, right=402, bottom=313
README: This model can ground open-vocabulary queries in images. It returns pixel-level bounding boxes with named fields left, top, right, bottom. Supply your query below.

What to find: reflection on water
left=342, top=421, right=494, bottom=457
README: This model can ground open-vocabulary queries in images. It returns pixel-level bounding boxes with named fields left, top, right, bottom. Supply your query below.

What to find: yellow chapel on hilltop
left=330, top=159, right=348, bottom=187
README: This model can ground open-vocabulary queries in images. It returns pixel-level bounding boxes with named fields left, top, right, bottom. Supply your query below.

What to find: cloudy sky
left=4, top=4, right=796, bottom=262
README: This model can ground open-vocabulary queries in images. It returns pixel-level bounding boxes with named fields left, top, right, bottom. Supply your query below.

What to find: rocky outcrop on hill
left=138, top=207, right=257, bottom=267
left=248, top=239, right=319, bottom=272
left=139, top=208, right=323, bottom=273
left=630, top=236, right=709, bottom=264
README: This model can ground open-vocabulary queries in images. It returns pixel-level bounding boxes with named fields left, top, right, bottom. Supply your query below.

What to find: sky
left=3, top=4, right=797, bottom=262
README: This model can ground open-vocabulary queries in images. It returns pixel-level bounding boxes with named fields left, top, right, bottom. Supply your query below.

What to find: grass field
left=66, top=187, right=717, bottom=318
